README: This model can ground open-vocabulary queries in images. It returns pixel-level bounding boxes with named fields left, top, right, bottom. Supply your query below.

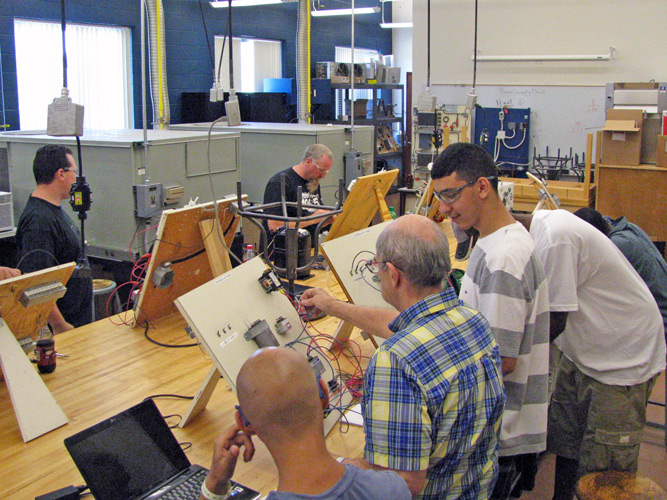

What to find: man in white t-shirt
left=431, top=143, right=550, bottom=498
left=514, top=209, right=666, bottom=500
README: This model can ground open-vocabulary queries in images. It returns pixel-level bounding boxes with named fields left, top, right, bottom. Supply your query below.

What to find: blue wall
left=0, top=0, right=392, bottom=129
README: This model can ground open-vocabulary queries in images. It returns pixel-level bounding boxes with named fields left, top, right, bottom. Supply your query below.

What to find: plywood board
left=134, top=195, right=245, bottom=327
left=321, top=221, right=393, bottom=310
left=174, top=257, right=349, bottom=435
left=325, top=170, right=399, bottom=242
left=0, top=320, right=68, bottom=442
left=0, top=263, right=76, bottom=340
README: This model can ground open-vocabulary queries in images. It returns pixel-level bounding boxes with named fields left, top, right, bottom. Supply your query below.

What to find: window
left=214, top=37, right=282, bottom=93
left=14, top=19, right=132, bottom=130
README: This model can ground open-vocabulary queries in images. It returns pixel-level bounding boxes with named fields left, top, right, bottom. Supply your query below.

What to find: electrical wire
left=0, top=44, right=7, bottom=128
left=143, top=320, right=199, bottom=348
left=472, top=0, right=478, bottom=90
left=60, top=0, right=68, bottom=89
left=198, top=0, right=215, bottom=70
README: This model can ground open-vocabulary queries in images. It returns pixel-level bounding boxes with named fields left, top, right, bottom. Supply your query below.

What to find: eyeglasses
left=312, top=160, right=330, bottom=173
left=368, top=256, right=402, bottom=274
left=433, top=176, right=496, bottom=204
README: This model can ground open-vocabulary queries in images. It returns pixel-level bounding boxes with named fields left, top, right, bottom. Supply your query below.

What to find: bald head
left=236, top=348, right=324, bottom=439
left=376, top=214, right=451, bottom=288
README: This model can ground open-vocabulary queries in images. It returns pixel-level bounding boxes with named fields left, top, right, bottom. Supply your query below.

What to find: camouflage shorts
left=547, top=354, right=658, bottom=475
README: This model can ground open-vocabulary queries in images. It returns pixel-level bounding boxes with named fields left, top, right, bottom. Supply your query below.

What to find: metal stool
left=575, top=471, right=667, bottom=500
left=92, top=279, right=121, bottom=321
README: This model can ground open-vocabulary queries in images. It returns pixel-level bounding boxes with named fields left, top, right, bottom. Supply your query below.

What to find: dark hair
left=574, top=207, right=611, bottom=237
left=431, top=142, right=499, bottom=191
left=33, top=144, right=73, bottom=185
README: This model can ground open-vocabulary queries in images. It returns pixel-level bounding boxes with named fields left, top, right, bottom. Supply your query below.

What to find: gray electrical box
left=344, top=150, right=363, bottom=185
left=133, top=182, right=164, bottom=218
left=0, top=129, right=240, bottom=261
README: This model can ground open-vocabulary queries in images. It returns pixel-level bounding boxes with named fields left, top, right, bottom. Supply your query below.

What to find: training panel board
left=0, top=263, right=75, bottom=340
left=0, top=264, right=74, bottom=441
left=321, top=221, right=393, bottom=310
left=134, top=195, right=245, bottom=327
left=174, top=257, right=349, bottom=435
left=324, top=169, right=399, bottom=242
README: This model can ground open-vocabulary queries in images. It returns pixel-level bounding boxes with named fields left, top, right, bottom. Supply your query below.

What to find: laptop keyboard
left=160, top=468, right=207, bottom=500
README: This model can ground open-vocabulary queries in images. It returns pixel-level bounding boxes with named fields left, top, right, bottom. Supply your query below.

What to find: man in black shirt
left=17, top=144, right=93, bottom=332
left=262, top=144, right=335, bottom=247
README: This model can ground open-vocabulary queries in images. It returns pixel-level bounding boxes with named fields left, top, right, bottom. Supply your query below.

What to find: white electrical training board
left=321, top=221, right=394, bottom=310
left=174, top=257, right=348, bottom=435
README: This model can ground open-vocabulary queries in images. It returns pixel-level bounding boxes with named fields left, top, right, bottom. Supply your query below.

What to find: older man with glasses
left=300, top=214, right=505, bottom=500
left=262, top=144, right=336, bottom=249
left=431, top=142, right=550, bottom=498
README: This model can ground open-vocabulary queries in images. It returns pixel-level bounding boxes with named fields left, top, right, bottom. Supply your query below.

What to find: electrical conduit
left=145, top=0, right=170, bottom=128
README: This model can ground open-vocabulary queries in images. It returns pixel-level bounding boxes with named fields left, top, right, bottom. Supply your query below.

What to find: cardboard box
left=657, top=135, right=667, bottom=168
left=600, top=109, right=644, bottom=166
left=344, top=99, right=369, bottom=118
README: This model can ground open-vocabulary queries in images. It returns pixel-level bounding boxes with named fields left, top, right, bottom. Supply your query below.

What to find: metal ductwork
left=144, top=0, right=170, bottom=128
left=296, top=0, right=310, bottom=124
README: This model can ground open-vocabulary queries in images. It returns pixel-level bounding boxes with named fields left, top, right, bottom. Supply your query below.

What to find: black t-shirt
left=17, top=196, right=93, bottom=328
left=262, top=167, right=324, bottom=240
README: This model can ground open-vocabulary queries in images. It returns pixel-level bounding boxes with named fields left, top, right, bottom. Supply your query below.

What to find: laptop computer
left=64, top=399, right=261, bottom=500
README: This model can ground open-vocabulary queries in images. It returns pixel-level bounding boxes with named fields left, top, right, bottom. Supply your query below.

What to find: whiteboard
left=411, top=0, right=667, bottom=156
left=430, top=84, right=606, bottom=159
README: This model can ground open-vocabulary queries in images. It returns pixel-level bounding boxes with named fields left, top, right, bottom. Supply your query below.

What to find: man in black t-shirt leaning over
left=17, top=144, right=93, bottom=332
left=262, top=144, right=335, bottom=248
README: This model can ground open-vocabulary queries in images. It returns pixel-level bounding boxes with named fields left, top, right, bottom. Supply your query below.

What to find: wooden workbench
left=500, top=176, right=596, bottom=213
left=0, top=274, right=373, bottom=499
left=0, top=219, right=463, bottom=499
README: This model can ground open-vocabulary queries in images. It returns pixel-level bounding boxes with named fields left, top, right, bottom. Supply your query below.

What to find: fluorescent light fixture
left=210, top=0, right=296, bottom=7
left=380, top=22, right=412, bottom=28
left=471, top=47, right=615, bottom=62
left=311, top=6, right=380, bottom=16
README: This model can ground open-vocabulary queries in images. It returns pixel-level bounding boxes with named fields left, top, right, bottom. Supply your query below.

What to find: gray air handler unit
left=169, top=122, right=374, bottom=204
left=0, top=129, right=240, bottom=262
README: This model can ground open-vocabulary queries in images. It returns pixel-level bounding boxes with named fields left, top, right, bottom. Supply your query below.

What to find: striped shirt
left=362, top=288, right=505, bottom=500
left=460, top=222, right=550, bottom=456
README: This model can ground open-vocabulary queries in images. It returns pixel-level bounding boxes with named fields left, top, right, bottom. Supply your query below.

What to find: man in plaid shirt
left=300, top=215, right=505, bottom=499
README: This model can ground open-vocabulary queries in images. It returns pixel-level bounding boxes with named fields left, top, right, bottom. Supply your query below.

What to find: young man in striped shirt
left=431, top=143, right=551, bottom=498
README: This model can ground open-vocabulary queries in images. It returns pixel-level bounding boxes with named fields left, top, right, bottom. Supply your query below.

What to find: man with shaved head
left=300, top=215, right=505, bottom=500
left=199, top=347, right=411, bottom=500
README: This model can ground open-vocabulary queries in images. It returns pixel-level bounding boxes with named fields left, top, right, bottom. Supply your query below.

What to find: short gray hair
left=376, top=217, right=451, bottom=288
left=302, top=144, right=333, bottom=163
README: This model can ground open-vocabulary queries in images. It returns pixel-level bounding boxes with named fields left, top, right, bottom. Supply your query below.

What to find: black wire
left=227, top=0, right=234, bottom=90
left=426, top=0, right=430, bottom=88
left=163, top=413, right=186, bottom=429
left=61, top=0, right=67, bottom=88
left=198, top=0, right=215, bottom=70
left=143, top=321, right=198, bottom=348
left=472, top=0, right=478, bottom=89
left=170, top=247, right=206, bottom=265
left=144, top=394, right=195, bottom=400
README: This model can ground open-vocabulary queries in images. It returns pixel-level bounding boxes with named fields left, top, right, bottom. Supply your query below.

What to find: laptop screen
left=64, top=399, right=191, bottom=500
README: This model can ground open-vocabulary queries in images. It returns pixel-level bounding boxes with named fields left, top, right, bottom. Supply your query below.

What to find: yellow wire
left=156, top=0, right=164, bottom=129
